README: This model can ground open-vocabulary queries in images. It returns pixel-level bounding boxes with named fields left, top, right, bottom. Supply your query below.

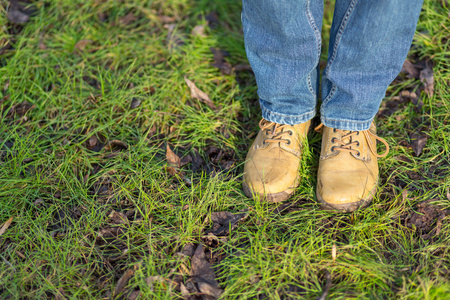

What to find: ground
left=0, top=0, right=449, bottom=299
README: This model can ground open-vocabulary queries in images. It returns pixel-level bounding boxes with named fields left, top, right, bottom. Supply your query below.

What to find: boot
left=243, top=119, right=310, bottom=202
left=315, top=122, right=389, bottom=212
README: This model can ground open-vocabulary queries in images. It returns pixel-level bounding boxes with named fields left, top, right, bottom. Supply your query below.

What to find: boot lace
left=315, top=124, right=389, bottom=158
left=259, top=119, right=292, bottom=145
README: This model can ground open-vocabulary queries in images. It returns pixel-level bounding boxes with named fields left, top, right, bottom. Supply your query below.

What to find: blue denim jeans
left=242, top=0, right=423, bottom=131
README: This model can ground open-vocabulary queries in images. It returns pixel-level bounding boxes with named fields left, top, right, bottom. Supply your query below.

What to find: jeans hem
left=261, top=105, right=316, bottom=125
left=320, top=116, right=373, bottom=131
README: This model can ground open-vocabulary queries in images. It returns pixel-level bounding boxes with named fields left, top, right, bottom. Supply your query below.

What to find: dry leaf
left=74, top=39, right=92, bottom=52
left=179, top=283, right=191, bottom=299
left=127, top=290, right=140, bottom=300
left=115, top=269, right=134, bottom=296
left=207, top=211, right=248, bottom=236
left=120, top=12, right=137, bottom=25
left=190, top=244, right=223, bottom=298
left=233, top=64, right=252, bottom=72
left=410, top=132, right=428, bottom=156
left=210, top=47, right=232, bottom=75
left=109, top=211, right=129, bottom=225
left=105, top=140, right=128, bottom=151
left=166, top=145, right=181, bottom=168
left=0, top=217, right=13, bottom=237
left=160, top=15, right=176, bottom=23
left=401, top=59, right=420, bottom=79
left=7, top=8, right=29, bottom=24
left=205, top=11, right=219, bottom=28
left=130, top=98, right=141, bottom=109
left=164, top=24, right=185, bottom=47
left=191, top=25, right=205, bottom=37
left=184, top=77, right=217, bottom=109
left=420, top=61, right=434, bottom=97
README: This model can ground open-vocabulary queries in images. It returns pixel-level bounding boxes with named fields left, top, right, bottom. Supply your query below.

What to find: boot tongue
left=340, top=130, right=354, bottom=147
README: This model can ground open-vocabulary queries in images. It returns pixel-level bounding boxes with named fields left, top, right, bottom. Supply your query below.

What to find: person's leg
left=241, top=0, right=323, bottom=202
left=241, top=0, right=323, bottom=125
left=317, top=0, right=423, bottom=211
left=321, top=0, right=424, bottom=131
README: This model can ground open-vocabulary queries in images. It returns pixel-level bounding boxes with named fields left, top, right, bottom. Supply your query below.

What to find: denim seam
left=261, top=105, right=315, bottom=118
left=306, top=0, right=321, bottom=98
left=322, top=84, right=337, bottom=107
left=322, top=0, right=358, bottom=104
left=307, top=74, right=315, bottom=97
left=322, top=116, right=374, bottom=124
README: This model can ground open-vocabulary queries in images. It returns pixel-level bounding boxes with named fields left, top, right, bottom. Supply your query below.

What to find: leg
left=241, top=0, right=323, bottom=201
left=241, top=0, right=323, bottom=125
left=321, top=0, right=424, bottom=131
left=317, top=0, right=423, bottom=211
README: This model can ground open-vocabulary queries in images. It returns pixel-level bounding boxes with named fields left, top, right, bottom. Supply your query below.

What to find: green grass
left=1, top=0, right=449, bottom=299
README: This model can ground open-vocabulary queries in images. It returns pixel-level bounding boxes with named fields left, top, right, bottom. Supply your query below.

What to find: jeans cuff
left=320, top=116, right=373, bottom=131
left=261, top=105, right=316, bottom=125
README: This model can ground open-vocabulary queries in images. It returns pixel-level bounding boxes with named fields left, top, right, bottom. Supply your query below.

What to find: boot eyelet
left=333, top=128, right=337, bottom=133
left=356, top=131, right=360, bottom=135
left=356, top=141, right=360, bottom=146
left=331, top=146, right=336, bottom=153
left=331, top=137, right=336, bottom=143
left=286, top=140, right=291, bottom=145
left=356, top=151, right=361, bottom=157
left=288, top=130, right=293, bottom=136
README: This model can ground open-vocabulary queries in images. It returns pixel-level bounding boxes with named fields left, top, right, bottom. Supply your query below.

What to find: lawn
left=0, top=0, right=449, bottom=299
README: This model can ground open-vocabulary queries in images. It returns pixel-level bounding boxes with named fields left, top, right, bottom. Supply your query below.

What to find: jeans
left=241, top=0, right=423, bottom=131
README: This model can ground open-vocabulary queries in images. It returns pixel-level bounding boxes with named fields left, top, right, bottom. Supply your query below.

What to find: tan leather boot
left=243, top=119, right=310, bottom=202
left=315, top=122, right=389, bottom=212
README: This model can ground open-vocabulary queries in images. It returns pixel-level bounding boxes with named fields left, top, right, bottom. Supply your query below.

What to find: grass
left=1, top=0, right=449, bottom=299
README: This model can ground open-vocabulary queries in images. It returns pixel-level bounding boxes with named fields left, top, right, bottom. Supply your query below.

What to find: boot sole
left=242, top=181, right=296, bottom=203
left=316, top=185, right=377, bottom=213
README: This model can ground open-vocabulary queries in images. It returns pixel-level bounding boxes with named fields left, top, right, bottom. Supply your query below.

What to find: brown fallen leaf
left=0, top=217, right=13, bottom=237
left=160, top=15, right=176, bottom=23
left=210, top=47, right=232, bottom=75
left=130, top=98, right=141, bottom=109
left=181, top=243, right=195, bottom=257
left=165, top=24, right=185, bottom=48
left=420, top=61, right=434, bottom=97
left=7, top=6, right=29, bottom=24
left=109, top=211, right=129, bottom=225
left=191, top=25, right=206, bottom=37
left=401, top=59, right=420, bottom=79
left=233, top=64, right=253, bottom=72
left=104, top=140, right=128, bottom=151
left=127, top=290, right=140, bottom=300
left=179, top=282, right=191, bottom=299
left=205, top=11, right=219, bottom=29
left=190, top=244, right=223, bottom=298
left=207, top=211, right=248, bottom=236
left=166, top=145, right=192, bottom=186
left=410, top=132, right=428, bottom=156
left=184, top=77, right=217, bottom=109
left=166, top=145, right=181, bottom=168
left=74, top=39, right=92, bottom=52
left=120, top=12, right=137, bottom=25
left=115, top=269, right=134, bottom=296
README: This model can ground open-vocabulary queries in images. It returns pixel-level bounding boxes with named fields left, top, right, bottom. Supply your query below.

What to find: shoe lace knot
left=259, top=119, right=292, bottom=145
left=315, top=123, right=389, bottom=158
